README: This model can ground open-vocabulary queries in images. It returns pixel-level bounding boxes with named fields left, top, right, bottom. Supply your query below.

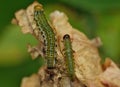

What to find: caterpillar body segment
left=34, top=5, right=56, bottom=69
left=63, top=34, right=75, bottom=80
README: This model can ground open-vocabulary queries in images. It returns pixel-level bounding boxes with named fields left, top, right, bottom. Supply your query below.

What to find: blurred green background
left=0, top=0, right=120, bottom=87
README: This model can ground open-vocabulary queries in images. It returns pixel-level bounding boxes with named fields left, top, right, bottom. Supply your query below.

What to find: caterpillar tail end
left=47, top=66, right=55, bottom=69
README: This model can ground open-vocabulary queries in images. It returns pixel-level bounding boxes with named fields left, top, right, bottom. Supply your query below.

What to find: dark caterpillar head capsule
left=63, top=34, right=70, bottom=40
left=34, top=4, right=43, bottom=11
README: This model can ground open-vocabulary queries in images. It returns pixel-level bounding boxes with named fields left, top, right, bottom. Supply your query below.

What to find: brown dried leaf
left=13, top=2, right=45, bottom=59
left=14, top=9, right=33, bottom=34
left=50, top=11, right=103, bottom=87
left=21, top=74, right=40, bottom=87
left=13, top=1, right=120, bottom=87
left=27, top=44, right=44, bottom=59
left=90, top=37, right=102, bottom=47
left=99, top=58, right=120, bottom=87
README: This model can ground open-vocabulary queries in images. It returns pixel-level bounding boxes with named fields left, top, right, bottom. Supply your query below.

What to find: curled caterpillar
left=63, top=34, right=75, bottom=80
left=34, top=5, right=56, bottom=69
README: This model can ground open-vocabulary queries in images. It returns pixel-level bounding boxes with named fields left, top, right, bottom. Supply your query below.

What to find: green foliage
left=96, top=13, right=120, bottom=63
left=0, top=25, right=38, bottom=66
left=58, top=0, right=120, bottom=63
left=59, top=0, right=120, bottom=12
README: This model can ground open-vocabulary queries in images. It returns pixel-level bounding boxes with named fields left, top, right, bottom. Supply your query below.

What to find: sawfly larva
left=63, top=34, right=75, bottom=80
left=34, top=5, right=56, bottom=69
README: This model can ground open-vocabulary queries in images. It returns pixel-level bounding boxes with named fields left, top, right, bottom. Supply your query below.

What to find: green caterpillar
left=63, top=34, right=75, bottom=80
left=34, top=5, right=56, bottom=69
